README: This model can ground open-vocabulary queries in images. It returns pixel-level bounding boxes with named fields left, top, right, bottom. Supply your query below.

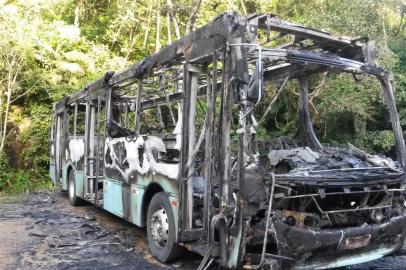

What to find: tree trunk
left=227, top=0, right=235, bottom=10
left=74, top=5, right=80, bottom=28
left=240, top=0, right=247, bottom=15
left=0, top=55, right=22, bottom=153
left=185, top=0, right=202, bottom=35
left=354, top=113, right=366, bottom=147
left=1, top=69, right=12, bottom=152
left=166, top=0, right=180, bottom=39
left=298, top=75, right=322, bottom=151
left=123, top=28, right=135, bottom=67
left=142, top=5, right=153, bottom=49
left=0, top=86, right=3, bottom=136
left=166, top=12, right=172, bottom=45
left=155, top=1, right=161, bottom=53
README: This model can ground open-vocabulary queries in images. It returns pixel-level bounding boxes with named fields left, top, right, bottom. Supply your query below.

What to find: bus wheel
left=147, top=192, right=184, bottom=262
left=68, top=169, right=82, bottom=206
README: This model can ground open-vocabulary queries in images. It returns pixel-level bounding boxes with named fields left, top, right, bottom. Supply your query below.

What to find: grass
left=0, top=170, right=54, bottom=196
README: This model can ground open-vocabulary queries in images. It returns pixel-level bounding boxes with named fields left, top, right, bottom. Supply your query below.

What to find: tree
left=1, top=0, right=406, bottom=193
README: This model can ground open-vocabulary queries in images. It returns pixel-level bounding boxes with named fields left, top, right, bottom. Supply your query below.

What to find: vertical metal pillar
left=379, top=73, right=406, bottom=167
left=73, top=103, right=78, bottom=138
left=298, top=75, right=322, bottom=150
left=84, top=102, right=90, bottom=195
left=180, top=63, right=199, bottom=231
left=135, top=80, right=142, bottom=134
left=219, top=54, right=233, bottom=207
left=204, top=52, right=218, bottom=233
left=187, top=70, right=198, bottom=229
left=124, top=98, right=129, bottom=128
left=94, top=96, right=102, bottom=205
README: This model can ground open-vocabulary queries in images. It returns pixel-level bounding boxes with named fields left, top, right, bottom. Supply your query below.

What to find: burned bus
left=49, top=12, right=406, bottom=269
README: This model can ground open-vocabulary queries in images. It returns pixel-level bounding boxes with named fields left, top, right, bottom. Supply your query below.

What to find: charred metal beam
left=261, top=49, right=368, bottom=81
left=68, top=72, right=114, bottom=104
left=73, top=102, right=78, bottom=137
left=54, top=97, right=69, bottom=115
left=378, top=72, right=406, bottom=168
left=179, top=64, right=189, bottom=235
left=179, top=63, right=201, bottom=231
left=108, top=12, right=246, bottom=86
left=203, top=61, right=214, bottom=232
left=186, top=68, right=198, bottom=229
left=272, top=173, right=404, bottom=186
left=139, top=80, right=223, bottom=110
left=254, top=14, right=364, bottom=53
left=298, top=75, right=323, bottom=150
left=217, top=50, right=234, bottom=268
left=219, top=53, right=233, bottom=206
left=134, top=80, right=142, bottom=133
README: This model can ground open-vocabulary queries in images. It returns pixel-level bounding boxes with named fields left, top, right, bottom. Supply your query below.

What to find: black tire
left=147, top=192, right=184, bottom=262
left=68, top=169, right=83, bottom=206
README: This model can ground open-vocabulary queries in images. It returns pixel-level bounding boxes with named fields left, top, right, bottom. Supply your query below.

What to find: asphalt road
left=0, top=190, right=405, bottom=270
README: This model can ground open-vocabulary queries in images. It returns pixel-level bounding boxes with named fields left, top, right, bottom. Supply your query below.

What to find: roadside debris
left=0, top=191, right=167, bottom=269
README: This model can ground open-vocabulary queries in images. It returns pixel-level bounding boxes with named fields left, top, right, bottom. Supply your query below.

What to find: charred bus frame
left=49, top=12, right=406, bottom=269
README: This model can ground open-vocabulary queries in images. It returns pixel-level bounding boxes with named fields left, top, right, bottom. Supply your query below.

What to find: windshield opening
left=255, top=72, right=395, bottom=157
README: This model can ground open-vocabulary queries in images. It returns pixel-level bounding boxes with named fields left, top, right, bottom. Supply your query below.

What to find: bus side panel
left=49, top=161, right=56, bottom=183
left=168, top=194, right=179, bottom=240
left=129, top=184, right=145, bottom=226
left=49, top=128, right=56, bottom=183
left=49, top=116, right=57, bottom=184
left=152, top=175, right=179, bottom=232
left=62, top=137, right=85, bottom=191
left=103, top=179, right=124, bottom=217
left=61, top=161, right=69, bottom=190
left=74, top=170, right=85, bottom=198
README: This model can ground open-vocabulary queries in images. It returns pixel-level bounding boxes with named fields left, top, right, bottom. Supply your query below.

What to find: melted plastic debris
left=267, top=145, right=402, bottom=179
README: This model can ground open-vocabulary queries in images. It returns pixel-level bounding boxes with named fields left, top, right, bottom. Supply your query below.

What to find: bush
left=0, top=124, right=53, bottom=195
left=0, top=153, right=11, bottom=191
left=364, top=130, right=395, bottom=154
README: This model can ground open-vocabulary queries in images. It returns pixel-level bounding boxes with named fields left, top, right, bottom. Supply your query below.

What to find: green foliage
left=4, top=170, right=30, bottom=194
left=364, top=130, right=396, bottom=153
left=0, top=153, right=10, bottom=191
left=0, top=153, right=51, bottom=194
left=19, top=106, right=52, bottom=176
left=1, top=0, right=406, bottom=194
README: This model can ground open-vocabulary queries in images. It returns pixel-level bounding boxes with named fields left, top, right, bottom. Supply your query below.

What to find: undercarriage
left=241, top=143, right=406, bottom=269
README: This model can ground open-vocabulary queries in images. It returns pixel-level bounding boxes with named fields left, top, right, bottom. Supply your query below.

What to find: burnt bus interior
left=52, top=12, right=406, bottom=269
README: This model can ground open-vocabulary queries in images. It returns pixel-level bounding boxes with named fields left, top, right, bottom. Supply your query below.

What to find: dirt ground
left=0, top=190, right=200, bottom=269
left=1, top=190, right=406, bottom=270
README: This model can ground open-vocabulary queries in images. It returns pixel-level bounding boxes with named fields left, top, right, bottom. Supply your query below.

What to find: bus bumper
left=273, top=215, right=406, bottom=269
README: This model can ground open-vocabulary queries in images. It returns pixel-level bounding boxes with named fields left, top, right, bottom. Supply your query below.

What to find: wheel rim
left=149, top=206, right=169, bottom=248
left=69, top=177, right=75, bottom=200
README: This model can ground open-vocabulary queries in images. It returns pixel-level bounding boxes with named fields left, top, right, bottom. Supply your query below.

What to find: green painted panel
left=133, top=173, right=179, bottom=197
left=61, top=162, right=69, bottom=190
left=103, top=179, right=123, bottom=217
left=74, top=171, right=84, bottom=198
left=168, top=194, right=179, bottom=241
left=129, top=184, right=145, bottom=226
left=103, top=173, right=180, bottom=231
left=49, top=164, right=56, bottom=183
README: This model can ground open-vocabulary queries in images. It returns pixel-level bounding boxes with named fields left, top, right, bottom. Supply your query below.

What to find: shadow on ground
left=0, top=190, right=200, bottom=270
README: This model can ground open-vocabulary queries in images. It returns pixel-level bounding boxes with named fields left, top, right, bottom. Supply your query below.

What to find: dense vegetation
left=0, top=0, right=405, bottom=193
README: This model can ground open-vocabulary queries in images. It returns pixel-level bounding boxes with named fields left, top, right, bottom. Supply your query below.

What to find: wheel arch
left=141, top=183, right=164, bottom=227
left=64, top=164, right=73, bottom=190
left=66, top=165, right=73, bottom=178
